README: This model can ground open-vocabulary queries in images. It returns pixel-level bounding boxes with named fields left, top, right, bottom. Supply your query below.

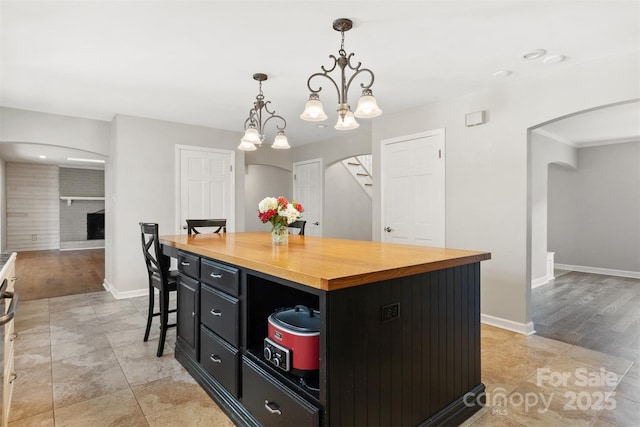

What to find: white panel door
left=177, top=146, right=234, bottom=233
left=293, top=159, right=323, bottom=237
left=381, top=130, right=445, bottom=247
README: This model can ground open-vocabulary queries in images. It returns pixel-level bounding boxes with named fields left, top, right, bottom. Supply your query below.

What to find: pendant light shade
left=354, top=89, right=382, bottom=118
left=241, top=125, right=260, bottom=143
left=300, top=94, right=328, bottom=121
left=237, top=140, right=257, bottom=151
left=334, top=110, right=359, bottom=130
left=271, top=131, right=290, bottom=149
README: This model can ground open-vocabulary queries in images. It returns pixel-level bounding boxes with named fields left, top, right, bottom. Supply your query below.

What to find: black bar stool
left=140, top=222, right=177, bottom=357
left=186, top=219, right=227, bottom=234
left=288, top=220, right=306, bottom=235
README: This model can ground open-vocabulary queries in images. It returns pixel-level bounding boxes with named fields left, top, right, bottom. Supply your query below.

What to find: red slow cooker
left=264, top=305, right=320, bottom=377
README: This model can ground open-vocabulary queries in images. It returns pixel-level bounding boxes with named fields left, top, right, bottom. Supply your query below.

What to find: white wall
left=530, top=132, right=577, bottom=283
left=324, top=162, right=372, bottom=241
left=292, top=130, right=371, bottom=167
left=106, top=114, right=244, bottom=297
left=244, top=164, right=292, bottom=232
left=372, top=51, right=640, bottom=332
left=548, top=141, right=640, bottom=273
left=0, top=107, right=110, bottom=156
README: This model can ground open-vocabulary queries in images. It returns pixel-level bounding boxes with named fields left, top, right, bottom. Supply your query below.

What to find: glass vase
left=271, top=223, right=289, bottom=245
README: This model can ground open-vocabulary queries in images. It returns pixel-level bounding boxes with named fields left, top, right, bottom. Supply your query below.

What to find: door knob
left=182, top=224, right=187, bottom=229
left=313, top=222, right=320, bottom=226
left=384, top=226, right=393, bottom=232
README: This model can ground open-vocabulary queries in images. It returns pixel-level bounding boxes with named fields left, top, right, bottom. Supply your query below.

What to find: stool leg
left=144, top=283, right=154, bottom=342
left=157, top=286, right=170, bottom=357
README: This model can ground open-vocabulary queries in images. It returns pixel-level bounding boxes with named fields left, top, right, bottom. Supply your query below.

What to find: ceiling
left=1, top=0, right=639, bottom=166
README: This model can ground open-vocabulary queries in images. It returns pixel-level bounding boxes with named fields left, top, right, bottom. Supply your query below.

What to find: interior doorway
left=528, top=101, right=640, bottom=361
left=380, top=129, right=445, bottom=247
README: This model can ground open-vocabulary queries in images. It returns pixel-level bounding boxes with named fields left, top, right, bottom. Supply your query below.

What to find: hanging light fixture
left=238, top=73, right=290, bottom=151
left=301, top=18, right=381, bottom=130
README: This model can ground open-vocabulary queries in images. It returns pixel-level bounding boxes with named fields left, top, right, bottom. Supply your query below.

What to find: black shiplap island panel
left=325, top=263, right=482, bottom=426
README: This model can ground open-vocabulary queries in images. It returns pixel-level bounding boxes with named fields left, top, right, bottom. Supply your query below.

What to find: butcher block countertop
left=160, top=232, right=491, bottom=291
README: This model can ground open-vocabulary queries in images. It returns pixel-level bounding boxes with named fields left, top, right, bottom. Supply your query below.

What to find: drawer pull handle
left=264, top=400, right=282, bottom=415
left=210, top=273, right=222, bottom=279
left=210, top=354, right=222, bottom=363
left=211, top=309, right=222, bottom=316
left=180, top=261, right=190, bottom=266
left=9, top=373, right=17, bottom=384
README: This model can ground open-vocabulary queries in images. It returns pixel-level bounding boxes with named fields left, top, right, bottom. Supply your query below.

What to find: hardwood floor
left=533, top=270, right=640, bottom=363
left=15, top=249, right=105, bottom=301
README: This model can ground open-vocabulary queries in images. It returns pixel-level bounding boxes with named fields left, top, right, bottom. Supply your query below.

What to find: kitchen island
left=160, top=232, right=491, bottom=427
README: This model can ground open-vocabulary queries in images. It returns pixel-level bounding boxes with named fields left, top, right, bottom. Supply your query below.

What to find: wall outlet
left=381, top=302, right=400, bottom=322
left=31, top=234, right=37, bottom=241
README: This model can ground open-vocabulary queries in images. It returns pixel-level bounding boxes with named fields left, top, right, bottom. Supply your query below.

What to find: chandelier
left=238, top=73, right=290, bottom=151
left=301, top=18, right=381, bottom=130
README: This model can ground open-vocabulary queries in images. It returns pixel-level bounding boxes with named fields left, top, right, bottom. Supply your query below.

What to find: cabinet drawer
left=200, top=326, right=239, bottom=397
left=177, top=251, right=200, bottom=280
left=200, top=259, right=239, bottom=296
left=242, top=357, right=319, bottom=427
left=200, top=284, right=239, bottom=347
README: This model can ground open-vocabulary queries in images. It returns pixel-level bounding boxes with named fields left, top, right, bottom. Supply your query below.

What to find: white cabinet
left=1, top=253, right=18, bottom=427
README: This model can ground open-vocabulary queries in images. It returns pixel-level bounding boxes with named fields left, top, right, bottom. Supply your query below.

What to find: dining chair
left=186, top=219, right=227, bottom=235
left=140, top=222, right=178, bottom=357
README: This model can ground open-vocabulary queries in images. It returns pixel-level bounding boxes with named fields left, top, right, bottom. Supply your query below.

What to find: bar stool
left=186, top=219, right=227, bottom=234
left=288, top=220, right=306, bottom=235
left=140, top=222, right=177, bottom=357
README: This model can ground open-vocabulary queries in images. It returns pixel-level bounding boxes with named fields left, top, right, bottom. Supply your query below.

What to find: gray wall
left=59, top=168, right=105, bottom=242
left=244, top=164, right=292, bottom=232
left=324, top=162, right=372, bottom=241
left=530, top=133, right=577, bottom=282
left=548, top=141, right=640, bottom=273
left=107, top=114, right=245, bottom=297
left=371, top=52, right=639, bottom=330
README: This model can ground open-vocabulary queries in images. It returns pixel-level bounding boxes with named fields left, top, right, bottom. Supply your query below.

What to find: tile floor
left=7, top=291, right=640, bottom=426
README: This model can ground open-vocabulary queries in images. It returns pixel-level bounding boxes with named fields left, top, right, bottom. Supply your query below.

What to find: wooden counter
left=162, top=232, right=491, bottom=427
left=160, top=232, right=490, bottom=291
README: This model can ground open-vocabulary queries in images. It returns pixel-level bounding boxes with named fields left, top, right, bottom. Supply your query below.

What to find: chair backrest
left=288, top=220, right=306, bottom=235
left=186, top=219, right=227, bottom=235
left=140, top=222, right=170, bottom=287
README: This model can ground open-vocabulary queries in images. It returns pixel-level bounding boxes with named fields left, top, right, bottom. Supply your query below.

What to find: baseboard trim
left=481, top=313, right=536, bottom=336
left=531, top=276, right=550, bottom=289
left=555, top=263, right=640, bottom=279
left=60, top=246, right=105, bottom=251
left=102, top=279, right=148, bottom=299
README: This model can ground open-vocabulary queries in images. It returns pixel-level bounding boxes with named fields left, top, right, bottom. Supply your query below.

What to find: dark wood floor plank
left=14, top=249, right=105, bottom=300
left=533, top=271, right=640, bottom=363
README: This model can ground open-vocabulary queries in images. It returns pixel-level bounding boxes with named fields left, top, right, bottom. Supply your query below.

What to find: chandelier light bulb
left=271, top=132, right=290, bottom=149
left=354, top=89, right=382, bottom=118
